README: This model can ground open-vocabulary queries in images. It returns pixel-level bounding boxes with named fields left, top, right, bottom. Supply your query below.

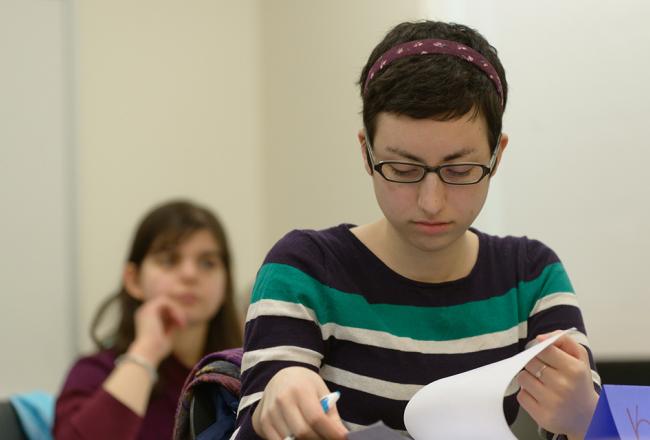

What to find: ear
left=357, top=128, right=373, bottom=175
left=490, top=133, right=509, bottom=177
left=123, top=262, right=145, bottom=301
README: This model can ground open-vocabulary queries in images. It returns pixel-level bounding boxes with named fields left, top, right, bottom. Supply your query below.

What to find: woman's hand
left=129, top=295, right=187, bottom=367
left=252, top=366, right=348, bottom=440
left=103, top=296, right=186, bottom=415
left=517, top=332, right=599, bottom=440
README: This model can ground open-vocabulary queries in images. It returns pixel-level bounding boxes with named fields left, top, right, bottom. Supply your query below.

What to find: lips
left=412, top=221, right=452, bottom=234
left=175, top=293, right=199, bottom=305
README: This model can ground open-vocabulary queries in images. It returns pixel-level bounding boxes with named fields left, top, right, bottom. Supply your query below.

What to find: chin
left=184, top=315, right=208, bottom=328
left=411, top=239, right=454, bottom=254
left=407, top=230, right=463, bottom=254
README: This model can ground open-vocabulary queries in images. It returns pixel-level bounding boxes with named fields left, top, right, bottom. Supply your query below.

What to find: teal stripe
left=251, top=262, right=574, bottom=341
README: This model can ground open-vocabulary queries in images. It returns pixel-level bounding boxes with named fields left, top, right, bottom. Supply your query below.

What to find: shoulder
left=475, top=229, right=575, bottom=309
left=69, top=349, right=117, bottom=373
left=265, top=224, right=354, bottom=262
left=475, top=229, right=562, bottom=278
left=262, top=224, right=355, bottom=277
left=61, top=349, right=117, bottom=391
left=250, top=225, right=357, bottom=305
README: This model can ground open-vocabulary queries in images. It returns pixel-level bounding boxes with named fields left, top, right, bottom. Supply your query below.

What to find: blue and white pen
left=320, top=391, right=341, bottom=413
left=284, top=391, right=341, bottom=440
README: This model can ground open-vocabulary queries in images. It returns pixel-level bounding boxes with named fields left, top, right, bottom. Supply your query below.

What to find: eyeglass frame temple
left=487, top=134, right=501, bottom=175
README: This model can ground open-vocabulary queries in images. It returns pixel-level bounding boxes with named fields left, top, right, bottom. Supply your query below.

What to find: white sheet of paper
left=403, top=329, right=572, bottom=439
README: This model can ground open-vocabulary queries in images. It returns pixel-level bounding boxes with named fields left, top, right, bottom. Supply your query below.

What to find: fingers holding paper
left=517, top=333, right=599, bottom=439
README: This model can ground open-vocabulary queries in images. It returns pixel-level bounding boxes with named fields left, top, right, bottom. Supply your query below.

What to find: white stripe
left=228, top=427, right=240, bottom=440
left=247, top=299, right=318, bottom=323
left=320, top=364, right=422, bottom=401
left=241, top=345, right=323, bottom=373
left=592, top=369, right=602, bottom=386
left=251, top=299, right=530, bottom=354
left=524, top=329, right=589, bottom=350
left=322, top=321, right=528, bottom=355
left=529, top=292, right=579, bottom=317
left=237, top=391, right=263, bottom=416
left=504, top=377, right=520, bottom=396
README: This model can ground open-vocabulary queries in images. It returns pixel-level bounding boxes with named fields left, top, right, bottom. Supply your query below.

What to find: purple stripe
left=328, top=384, right=519, bottom=430
left=244, top=316, right=323, bottom=352
left=241, top=360, right=319, bottom=395
left=234, top=405, right=263, bottom=439
left=527, top=306, right=587, bottom=344
left=503, top=394, right=519, bottom=425
left=527, top=305, right=598, bottom=373
left=329, top=383, right=408, bottom=430
left=327, top=338, right=520, bottom=385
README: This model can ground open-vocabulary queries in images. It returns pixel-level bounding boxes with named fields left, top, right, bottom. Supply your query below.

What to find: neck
left=354, top=219, right=479, bottom=283
left=171, top=322, right=208, bottom=368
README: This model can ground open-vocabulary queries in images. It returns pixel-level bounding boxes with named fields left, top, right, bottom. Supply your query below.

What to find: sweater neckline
left=338, top=223, right=485, bottom=289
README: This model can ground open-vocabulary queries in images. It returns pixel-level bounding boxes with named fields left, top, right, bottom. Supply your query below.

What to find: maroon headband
left=363, top=39, right=504, bottom=108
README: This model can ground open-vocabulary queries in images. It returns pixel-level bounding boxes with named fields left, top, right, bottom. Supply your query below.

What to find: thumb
left=552, top=334, right=589, bottom=363
left=155, top=299, right=187, bottom=335
left=535, top=329, right=564, bottom=342
left=313, top=385, right=348, bottom=436
left=325, top=405, right=349, bottom=436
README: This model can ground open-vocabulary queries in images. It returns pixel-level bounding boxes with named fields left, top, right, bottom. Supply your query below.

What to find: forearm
left=238, top=314, right=325, bottom=438
left=102, top=345, right=160, bottom=416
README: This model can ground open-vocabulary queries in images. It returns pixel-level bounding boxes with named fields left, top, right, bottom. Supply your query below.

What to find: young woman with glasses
left=235, top=20, right=601, bottom=440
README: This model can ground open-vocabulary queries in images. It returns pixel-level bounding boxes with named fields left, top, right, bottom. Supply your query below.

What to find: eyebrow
left=385, top=146, right=476, bottom=163
left=200, top=250, right=221, bottom=258
left=150, top=248, right=221, bottom=258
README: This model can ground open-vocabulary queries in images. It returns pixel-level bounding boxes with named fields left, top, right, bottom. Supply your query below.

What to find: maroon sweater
left=54, top=350, right=190, bottom=440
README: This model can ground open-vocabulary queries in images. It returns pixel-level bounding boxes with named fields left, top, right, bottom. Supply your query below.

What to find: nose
left=178, top=259, right=199, bottom=281
left=416, top=172, right=446, bottom=216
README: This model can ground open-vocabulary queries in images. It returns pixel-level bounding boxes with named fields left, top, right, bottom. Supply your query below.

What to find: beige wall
left=76, top=0, right=265, bottom=351
left=0, top=0, right=74, bottom=397
left=75, top=0, right=424, bottom=351
left=258, top=1, right=424, bottom=247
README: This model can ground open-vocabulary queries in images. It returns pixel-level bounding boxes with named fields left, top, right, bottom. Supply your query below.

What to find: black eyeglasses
left=364, top=134, right=500, bottom=185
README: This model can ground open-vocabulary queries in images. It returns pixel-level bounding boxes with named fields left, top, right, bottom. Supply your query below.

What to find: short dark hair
left=359, top=20, right=508, bottom=152
left=91, top=199, right=242, bottom=358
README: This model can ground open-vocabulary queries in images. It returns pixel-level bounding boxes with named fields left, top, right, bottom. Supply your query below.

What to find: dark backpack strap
left=192, top=386, right=238, bottom=440
left=174, top=348, right=243, bottom=440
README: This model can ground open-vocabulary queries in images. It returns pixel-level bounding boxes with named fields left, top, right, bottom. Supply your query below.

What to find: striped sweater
left=234, top=224, right=599, bottom=439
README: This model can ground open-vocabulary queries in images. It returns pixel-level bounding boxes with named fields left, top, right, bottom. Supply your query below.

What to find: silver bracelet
left=114, top=353, right=158, bottom=382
